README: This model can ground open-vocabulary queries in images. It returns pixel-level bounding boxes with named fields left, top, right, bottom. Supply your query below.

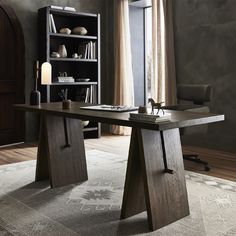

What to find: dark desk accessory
left=138, top=106, right=147, bottom=114
left=58, top=89, right=71, bottom=109
left=148, top=98, right=164, bottom=115
left=30, top=61, right=41, bottom=105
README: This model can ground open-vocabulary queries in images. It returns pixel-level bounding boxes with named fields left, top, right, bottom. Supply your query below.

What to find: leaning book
left=129, top=112, right=171, bottom=123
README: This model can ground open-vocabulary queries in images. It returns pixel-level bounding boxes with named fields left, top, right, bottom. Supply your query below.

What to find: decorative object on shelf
left=138, top=106, right=147, bottom=114
left=50, top=5, right=63, bottom=10
left=72, top=26, right=88, bottom=35
left=75, top=78, right=90, bottom=82
left=41, top=62, right=52, bottom=85
left=51, top=52, right=60, bottom=58
left=148, top=98, right=165, bottom=115
left=72, top=53, right=78, bottom=58
left=78, top=41, right=96, bottom=59
left=59, top=27, right=71, bottom=35
left=30, top=60, right=41, bottom=105
left=58, top=72, right=75, bottom=83
left=82, top=120, right=89, bottom=127
left=58, top=89, right=72, bottom=109
left=57, top=44, right=67, bottom=58
left=64, top=6, right=76, bottom=12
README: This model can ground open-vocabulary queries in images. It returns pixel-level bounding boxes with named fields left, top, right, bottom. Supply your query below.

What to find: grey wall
left=129, top=6, right=145, bottom=106
left=7, top=0, right=112, bottom=141
left=174, top=0, right=236, bottom=152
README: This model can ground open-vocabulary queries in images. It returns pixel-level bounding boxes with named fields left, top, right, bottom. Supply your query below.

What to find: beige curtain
left=152, top=0, right=177, bottom=105
left=112, top=0, right=134, bottom=135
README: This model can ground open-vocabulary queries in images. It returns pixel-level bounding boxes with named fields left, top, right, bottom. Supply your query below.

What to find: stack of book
left=58, top=77, right=75, bottom=83
left=129, top=112, right=171, bottom=123
left=78, top=41, right=97, bottom=59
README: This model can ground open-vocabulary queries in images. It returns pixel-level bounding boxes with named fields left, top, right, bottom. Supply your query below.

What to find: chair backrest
left=177, top=84, right=212, bottom=105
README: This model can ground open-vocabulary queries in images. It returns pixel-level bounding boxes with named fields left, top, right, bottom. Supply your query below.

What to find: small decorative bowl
left=82, top=120, right=89, bottom=127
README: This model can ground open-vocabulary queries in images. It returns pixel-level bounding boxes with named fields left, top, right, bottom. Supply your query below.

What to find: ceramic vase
left=58, top=45, right=67, bottom=58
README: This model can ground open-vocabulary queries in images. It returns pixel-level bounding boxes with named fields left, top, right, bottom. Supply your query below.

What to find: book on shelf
left=129, top=112, right=171, bottom=123
left=75, top=85, right=96, bottom=103
left=78, top=41, right=97, bottom=59
left=49, top=14, right=57, bottom=33
left=48, top=15, right=52, bottom=32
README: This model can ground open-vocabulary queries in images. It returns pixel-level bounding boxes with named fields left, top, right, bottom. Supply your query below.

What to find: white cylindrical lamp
left=41, top=62, right=52, bottom=85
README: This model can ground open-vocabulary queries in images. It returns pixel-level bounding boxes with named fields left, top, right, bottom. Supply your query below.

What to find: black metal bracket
left=160, top=131, right=174, bottom=174
left=63, top=118, right=71, bottom=148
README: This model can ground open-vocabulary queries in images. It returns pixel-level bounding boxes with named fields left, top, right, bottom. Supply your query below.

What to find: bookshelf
left=38, top=6, right=101, bottom=138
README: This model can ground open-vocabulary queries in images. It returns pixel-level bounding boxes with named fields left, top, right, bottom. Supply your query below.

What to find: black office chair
left=164, top=84, right=212, bottom=171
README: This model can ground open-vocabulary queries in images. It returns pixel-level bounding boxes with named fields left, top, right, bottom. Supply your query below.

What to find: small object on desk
left=62, top=100, right=71, bottom=109
left=129, top=112, right=171, bottom=123
left=138, top=106, right=147, bottom=114
left=148, top=98, right=165, bottom=115
left=80, top=105, right=138, bottom=112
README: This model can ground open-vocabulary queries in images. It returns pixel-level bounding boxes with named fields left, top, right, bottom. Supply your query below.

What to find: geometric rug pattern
left=0, top=150, right=236, bottom=236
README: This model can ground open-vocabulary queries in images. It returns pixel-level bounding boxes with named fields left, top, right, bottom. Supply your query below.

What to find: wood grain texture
left=36, top=114, right=49, bottom=181
left=120, top=128, right=146, bottom=219
left=140, top=128, right=189, bottom=230
left=1, top=136, right=235, bottom=182
left=14, top=102, right=224, bottom=131
left=121, top=128, right=189, bottom=231
left=35, top=114, right=88, bottom=188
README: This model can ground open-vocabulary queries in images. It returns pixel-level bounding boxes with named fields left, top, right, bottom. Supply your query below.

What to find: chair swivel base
left=183, top=154, right=210, bottom=171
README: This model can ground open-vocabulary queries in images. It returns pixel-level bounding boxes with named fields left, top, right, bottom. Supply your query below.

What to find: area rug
left=0, top=150, right=235, bottom=236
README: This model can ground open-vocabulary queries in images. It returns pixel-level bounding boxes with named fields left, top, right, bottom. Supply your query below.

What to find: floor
left=0, top=134, right=235, bottom=181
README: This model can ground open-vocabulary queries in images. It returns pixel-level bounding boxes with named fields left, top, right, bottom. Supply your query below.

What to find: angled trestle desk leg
left=121, top=128, right=190, bottom=231
left=36, top=113, right=88, bottom=188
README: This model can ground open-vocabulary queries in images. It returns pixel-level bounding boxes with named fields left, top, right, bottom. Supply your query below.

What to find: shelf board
left=49, top=82, right=98, bottom=86
left=83, top=127, right=98, bottom=132
left=49, top=33, right=97, bottom=40
left=50, top=58, right=97, bottom=62
left=48, top=8, right=98, bottom=18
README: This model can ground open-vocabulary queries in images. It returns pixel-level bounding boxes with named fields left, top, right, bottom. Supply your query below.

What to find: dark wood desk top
left=14, top=102, right=224, bottom=131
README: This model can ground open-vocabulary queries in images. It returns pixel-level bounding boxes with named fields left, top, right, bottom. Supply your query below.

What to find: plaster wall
left=174, top=0, right=236, bottom=152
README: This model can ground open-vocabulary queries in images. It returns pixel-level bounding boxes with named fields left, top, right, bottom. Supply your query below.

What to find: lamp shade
left=41, top=62, right=52, bottom=85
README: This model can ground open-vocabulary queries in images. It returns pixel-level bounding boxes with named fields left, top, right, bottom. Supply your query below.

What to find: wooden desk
left=14, top=102, right=224, bottom=231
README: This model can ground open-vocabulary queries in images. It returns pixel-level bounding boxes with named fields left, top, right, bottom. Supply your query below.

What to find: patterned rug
left=0, top=150, right=235, bottom=236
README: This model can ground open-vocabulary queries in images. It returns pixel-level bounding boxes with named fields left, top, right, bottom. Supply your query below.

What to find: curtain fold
left=112, top=0, right=134, bottom=135
left=152, top=0, right=177, bottom=106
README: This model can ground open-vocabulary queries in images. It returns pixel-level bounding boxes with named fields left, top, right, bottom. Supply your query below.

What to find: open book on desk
left=80, top=105, right=138, bottom=112
left=129, top=112, right=171, bottom=123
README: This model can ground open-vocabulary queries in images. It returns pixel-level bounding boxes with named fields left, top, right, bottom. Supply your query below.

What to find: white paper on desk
left=80, top=105, right=138, bottom=112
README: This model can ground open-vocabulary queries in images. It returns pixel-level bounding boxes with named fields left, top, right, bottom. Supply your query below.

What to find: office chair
left=164, top=84, right=212, bottom=171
